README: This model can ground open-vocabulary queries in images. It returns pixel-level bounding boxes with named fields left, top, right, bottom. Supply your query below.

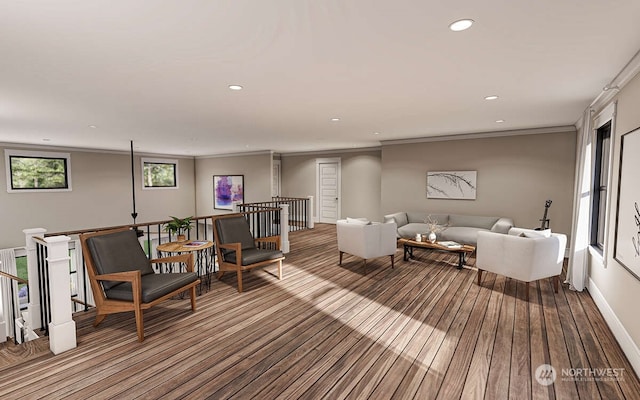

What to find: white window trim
left=4, top=149, right=72, bottom=193
left=141, top=157, right=179, bottom=190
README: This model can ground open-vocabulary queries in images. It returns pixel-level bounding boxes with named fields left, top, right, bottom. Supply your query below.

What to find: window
left=591, top=120, right=612, bottom=250
left=142, top=158, right=178, bottom=189
left=5, top=150, right=72, bottom=192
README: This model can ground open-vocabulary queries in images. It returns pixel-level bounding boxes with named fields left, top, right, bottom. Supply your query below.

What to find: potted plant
left=163, top=216, right=194, bottom=242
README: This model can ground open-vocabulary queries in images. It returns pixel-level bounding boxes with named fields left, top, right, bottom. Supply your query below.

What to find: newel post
left=45, top=235, right=77, bottom=354
left=23, top=228, right=47, bottom=331
left=307, top=195, right=314, bottom=229
left=280, top=204, right=290, bottom=254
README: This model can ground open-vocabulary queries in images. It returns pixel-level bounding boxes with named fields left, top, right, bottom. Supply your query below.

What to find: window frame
left=4, top=149, right=72, bottom=193
left=141, top=157, right=179, bottom=190
left=589, top=102, right=616, bottom=254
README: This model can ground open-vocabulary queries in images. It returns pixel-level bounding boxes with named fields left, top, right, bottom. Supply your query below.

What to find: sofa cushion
left=105, top=272, right=198, bottom=303
left=406, top=211, right=429, bottom=223
left=449, top=214, right=499, bottom=230
left=439, top=227, right=489, bottom=246
left=385, top=212, right=408, bottom=227
left=398, top=223, right=430, bottom=239
left=86, top=230, right=154, bottom=290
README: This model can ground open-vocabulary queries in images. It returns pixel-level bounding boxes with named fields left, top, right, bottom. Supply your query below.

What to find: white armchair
left=336, top=219, right=398, bottom=273
left=476, top=228, right=567, bottom=301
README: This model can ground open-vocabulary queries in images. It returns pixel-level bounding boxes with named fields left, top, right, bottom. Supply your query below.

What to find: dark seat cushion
left=225, top=248, right=283, bottom=265
left=105, top=272, right=199, bottom=303
left=86, top=230, right=154, bottom=290
left=216, top=216, right=257, bottom=256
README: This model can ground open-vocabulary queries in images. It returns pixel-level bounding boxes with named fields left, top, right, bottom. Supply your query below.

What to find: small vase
left=428, top=231, right=437, bottom=243
left=177, top=234, right=186, bottom=242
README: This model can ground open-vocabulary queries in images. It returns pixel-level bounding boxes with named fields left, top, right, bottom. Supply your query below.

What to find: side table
left=156, top=240, right=214, bottom=292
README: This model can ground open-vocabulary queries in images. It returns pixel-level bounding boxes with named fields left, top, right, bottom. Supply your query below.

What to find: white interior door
left=317, top=160, right=340, bottom=223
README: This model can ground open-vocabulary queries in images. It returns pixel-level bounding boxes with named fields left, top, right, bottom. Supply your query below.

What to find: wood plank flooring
left=0, top=223, right=638, bottom=399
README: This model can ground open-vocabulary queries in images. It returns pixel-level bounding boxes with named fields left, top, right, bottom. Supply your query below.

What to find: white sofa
left=476, top=227, right=567, bottom=300
left=384, top=211, right=514, bottom=246
left=336, top=218, right=397, bottom=273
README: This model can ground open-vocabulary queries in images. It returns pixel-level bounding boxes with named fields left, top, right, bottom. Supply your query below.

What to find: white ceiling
left=2, top=1, right=640, bottom=156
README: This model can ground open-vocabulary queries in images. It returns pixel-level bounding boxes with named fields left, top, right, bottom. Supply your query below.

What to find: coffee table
left=398, top=238, right=475, bottom=269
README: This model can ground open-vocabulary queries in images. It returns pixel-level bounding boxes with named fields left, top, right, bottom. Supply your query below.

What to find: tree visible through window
left=5, top=150, right=71, bottom=191
left=143, top=159, right=178, bottom=188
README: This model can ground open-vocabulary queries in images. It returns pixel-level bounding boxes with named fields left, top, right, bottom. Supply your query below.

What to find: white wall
left=589, top=71, right=640, bottom=370
left=195, top=152, right=273, bottom=216
left=0, top=145, right=195, bottom=248
left=281, top=150, right=382, bottom=222
left=380, top=131, right=577, bottom=236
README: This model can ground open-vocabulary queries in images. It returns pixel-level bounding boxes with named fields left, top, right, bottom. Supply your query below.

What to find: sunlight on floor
left=273, top=262, right=444, bottom=374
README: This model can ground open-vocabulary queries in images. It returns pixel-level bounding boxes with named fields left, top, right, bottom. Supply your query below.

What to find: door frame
left=315, top=157, right=341, bottom=223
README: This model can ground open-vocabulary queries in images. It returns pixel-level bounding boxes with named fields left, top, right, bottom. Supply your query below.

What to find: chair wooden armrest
left=150, top=253, right=195, bottom=273
left=218, top=243, right=242, bottom=266
left=94, top=270, right=141, bottom=283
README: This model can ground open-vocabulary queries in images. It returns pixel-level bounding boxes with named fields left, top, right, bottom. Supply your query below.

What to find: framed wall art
left=213, top=175, right=244, bottom=210
left=614, top=126, right=640, bottom=280
left=427, top=170, right=477, bottom=200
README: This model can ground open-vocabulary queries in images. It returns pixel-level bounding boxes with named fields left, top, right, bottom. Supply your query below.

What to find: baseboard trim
left=588, top=278, right=640, bottom=377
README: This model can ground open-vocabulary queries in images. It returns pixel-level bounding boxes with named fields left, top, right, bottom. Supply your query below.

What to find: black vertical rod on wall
left=130, top=140, right=138, bottom=224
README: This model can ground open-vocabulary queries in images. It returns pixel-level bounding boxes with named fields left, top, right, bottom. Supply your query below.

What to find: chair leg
left=363, top=259, right=367, bottom=275
left=94, top=314, right=106, bottom=327
left=190, top=285, right=197, bottom=311
left=339, top=251, right=343, bottom=265
left=217, top=271, right=225, bottom=280
left=278, top=260, right=283, bottom=280
left=477, top=269, right=483, bottom=286
left=553, top=275, right=559, bottom=293
left=135, top=307, right=144, bottom=342
left=390, top=254, right=395, bottom=269
left=237, top=270, right=243, bottom=293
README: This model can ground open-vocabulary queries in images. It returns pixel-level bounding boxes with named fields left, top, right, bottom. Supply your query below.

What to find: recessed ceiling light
left=484, top=95, right=499, bottom=100
left=229, top=85, right=243, bottom=91
left=330, top=118, right=340, bottom=122
left=449, top=19, right=474, bottom=32
left=373, top=132, right=380, bottom=135
left=88, top=125, right=97, bottom=129
left=496, top=119, right=505, bottom=123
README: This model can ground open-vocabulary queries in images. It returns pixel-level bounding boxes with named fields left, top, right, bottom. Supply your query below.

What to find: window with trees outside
left=142, top=158, right=178, bottom=189
left=5, top=150, right=72, bottom=192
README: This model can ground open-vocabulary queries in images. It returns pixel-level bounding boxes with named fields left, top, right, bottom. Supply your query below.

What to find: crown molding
left=281, top=146, right=382, bottom=157
left=380, top=125, right=576, bottom=146
left=589, top=48, right=640, bottom=112
left=0, top=142, right=193, bottom=159
left=195, top=150, right=273, bottom=160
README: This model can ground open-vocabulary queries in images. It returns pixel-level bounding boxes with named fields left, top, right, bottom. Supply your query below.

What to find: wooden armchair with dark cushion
left=80, top=227, right=200, bottom=341
left=213, top=215, right=285, bottom=293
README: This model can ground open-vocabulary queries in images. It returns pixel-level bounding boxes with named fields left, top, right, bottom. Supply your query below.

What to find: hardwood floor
left=0, top=223, right=638, bottom=399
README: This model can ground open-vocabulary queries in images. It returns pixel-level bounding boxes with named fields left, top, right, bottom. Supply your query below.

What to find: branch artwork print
left=427, top=171, right=477, bottom=200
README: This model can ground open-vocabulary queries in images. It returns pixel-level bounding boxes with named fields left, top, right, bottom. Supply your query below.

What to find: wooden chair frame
left=80, top=227, right=200, bottom=342
left=212, top=215, right=285, bottom=293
